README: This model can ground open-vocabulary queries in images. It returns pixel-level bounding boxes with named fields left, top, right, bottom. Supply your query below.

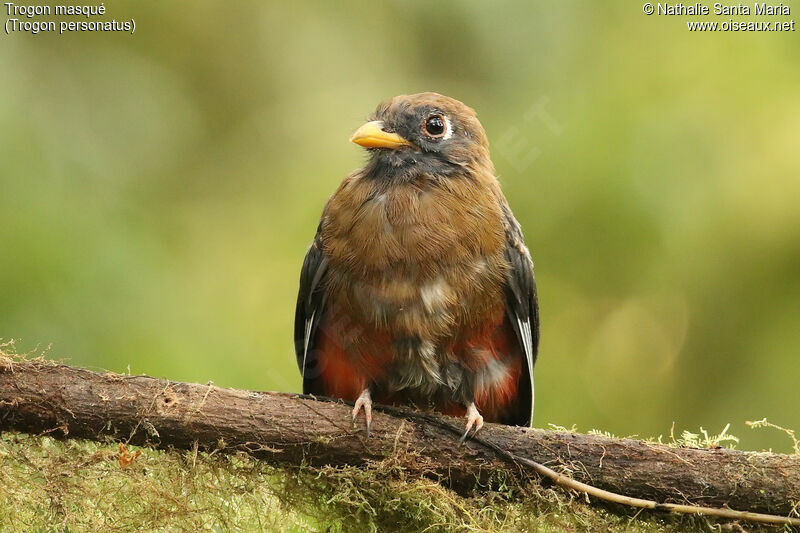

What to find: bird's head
left=351, top=93, right=493, bottom=181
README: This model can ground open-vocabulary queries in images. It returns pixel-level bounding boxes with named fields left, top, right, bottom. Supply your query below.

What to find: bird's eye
left=423, top=114, right=448, bottom=138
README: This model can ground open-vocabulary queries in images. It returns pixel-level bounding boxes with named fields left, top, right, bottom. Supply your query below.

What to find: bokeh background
left=2, top=1, right=798, bottom=452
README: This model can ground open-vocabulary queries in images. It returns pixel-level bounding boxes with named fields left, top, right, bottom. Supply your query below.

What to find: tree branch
left=1, top=360, right=798, bottom=520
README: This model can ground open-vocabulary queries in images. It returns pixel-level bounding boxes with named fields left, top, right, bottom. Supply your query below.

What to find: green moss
left=0, top=432, right=776, bottom=533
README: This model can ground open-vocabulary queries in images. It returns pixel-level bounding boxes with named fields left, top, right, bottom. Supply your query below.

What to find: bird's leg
left=352, top=388, right=373, bottom=436
left=459, top=402, right=484, bottom=443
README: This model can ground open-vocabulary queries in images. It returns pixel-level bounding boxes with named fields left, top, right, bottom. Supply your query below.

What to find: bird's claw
left=352, top=389, right=372, bottom=436
left=459, top=403, right=484, bottom=444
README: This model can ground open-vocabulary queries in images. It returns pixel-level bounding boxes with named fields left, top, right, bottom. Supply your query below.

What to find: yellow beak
left=350, top=120, right=412, bottom=149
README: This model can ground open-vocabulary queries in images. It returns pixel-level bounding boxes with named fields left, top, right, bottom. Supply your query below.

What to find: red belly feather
left=314, top=309, right=522, bottom=422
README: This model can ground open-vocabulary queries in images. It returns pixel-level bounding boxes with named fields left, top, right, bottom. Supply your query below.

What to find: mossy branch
left=1, top=360, right=799, bottom=524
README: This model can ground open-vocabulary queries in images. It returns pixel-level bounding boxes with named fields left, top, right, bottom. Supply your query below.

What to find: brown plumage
left=295, top=93, right=539, bottom=439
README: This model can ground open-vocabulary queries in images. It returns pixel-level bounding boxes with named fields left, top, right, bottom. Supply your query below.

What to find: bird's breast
left=323, top=176, right=506, bottom=270
left=321, top=175, right=509, bottom=340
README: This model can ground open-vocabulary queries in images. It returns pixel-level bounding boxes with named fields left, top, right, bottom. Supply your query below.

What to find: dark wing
left=294, top=223, right=329, bottom=395
left=501, top=204, right=540, bottom=427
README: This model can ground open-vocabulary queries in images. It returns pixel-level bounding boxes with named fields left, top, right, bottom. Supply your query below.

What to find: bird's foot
left=352, top=388, right=372, bottom=436
left=459, top=402, right=484, bottom=444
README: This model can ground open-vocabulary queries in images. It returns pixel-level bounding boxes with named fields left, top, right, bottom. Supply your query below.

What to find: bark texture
left=1, top=359, right=798, bottom=515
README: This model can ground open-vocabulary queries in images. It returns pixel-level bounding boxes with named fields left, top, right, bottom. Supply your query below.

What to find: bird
left=294, top=92, right=538, bottom=441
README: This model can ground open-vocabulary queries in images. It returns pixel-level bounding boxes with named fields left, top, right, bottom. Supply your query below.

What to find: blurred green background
left=1, top=1, right=798, bottom=452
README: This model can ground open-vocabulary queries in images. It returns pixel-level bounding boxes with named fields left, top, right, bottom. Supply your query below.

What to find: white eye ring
left=441, top=115, right=453, bottom=140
